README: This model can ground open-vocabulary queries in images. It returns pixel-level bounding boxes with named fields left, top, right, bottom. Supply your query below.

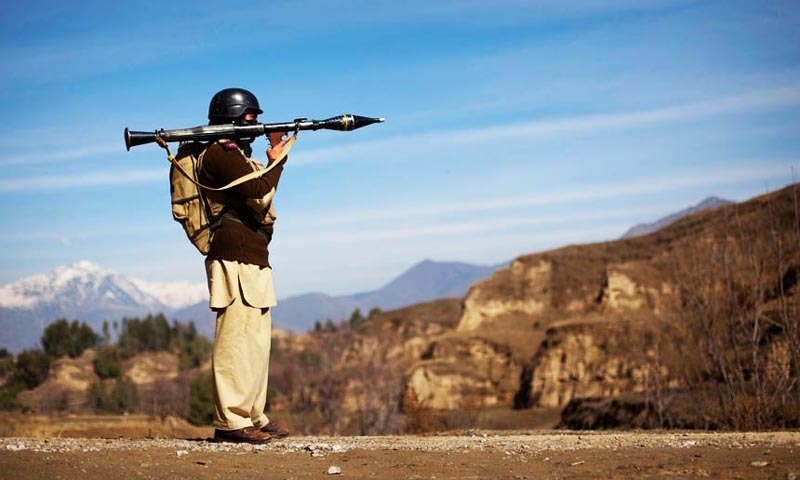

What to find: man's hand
left=267, top=131, right=291, bottom=163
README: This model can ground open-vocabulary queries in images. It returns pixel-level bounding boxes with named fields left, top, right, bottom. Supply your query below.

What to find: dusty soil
left=2, top=431, right=799, bottom=479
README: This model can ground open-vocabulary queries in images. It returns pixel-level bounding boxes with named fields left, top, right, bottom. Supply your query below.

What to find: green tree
left=40, top=319, right=70, bottom=358
left=71, top=320, right=99, bottom=357
left=349, top=308, right=366, bottom=329
left=87, top=377, right=138, bottom=413
left=118, top=314, right=172, bottom=356
left=110, top=376, right=138, bottom=413
left=323, top=319, right=338, bottom=333
left=0, top=354, right=14, bottom=377
left=0, top=383, right=24, bottom=410
left=187, top=374, right=214, bottom=426
left=176, top=322, right=212, bottom=371
left=13, top=349, right=51, bottom=389
left=41, top=319, right=99, bottom=358
left=93, top=346, right=122, bottom=379
left=101, top=320, right=111, bottom=345
left=86, top=381, right=111, bottom=411
left=0, top=349, right=51, bottom=410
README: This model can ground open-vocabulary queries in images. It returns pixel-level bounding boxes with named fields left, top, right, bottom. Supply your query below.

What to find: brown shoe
left=213, top=426, right=273, bottom=444
left=259, top=422, right=290, bottom=438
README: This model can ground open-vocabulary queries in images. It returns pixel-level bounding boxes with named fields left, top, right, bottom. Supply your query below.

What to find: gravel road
left=2, top=431, right=799, bottom=479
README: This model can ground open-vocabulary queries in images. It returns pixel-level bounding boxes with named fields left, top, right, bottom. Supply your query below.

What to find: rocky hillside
left=17, top=348, right=209, bottom=417
left=268, top=183, right=799, bottom=431
left=454, top=183, right=799, bottom=427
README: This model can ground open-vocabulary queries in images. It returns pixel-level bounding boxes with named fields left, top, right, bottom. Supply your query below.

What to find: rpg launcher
left=124, top=114, right=385, bottom=151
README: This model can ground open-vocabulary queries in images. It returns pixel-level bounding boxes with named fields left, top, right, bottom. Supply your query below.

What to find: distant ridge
left=1, top=259, right=503, bottom=352
left=622, top=196, right=733, bottom=238
left=266, top=259, right=503, bottom=332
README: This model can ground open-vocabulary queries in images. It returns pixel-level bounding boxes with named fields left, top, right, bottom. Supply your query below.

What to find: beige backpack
left=159, top=136, right=295, bottom=255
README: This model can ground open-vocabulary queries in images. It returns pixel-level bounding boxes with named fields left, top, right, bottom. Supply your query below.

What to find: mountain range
left=0, top=196, right=733, bottom=353
left=0, top=259, right=502, bottom=352
left=0, top=261, right=207, bottom=353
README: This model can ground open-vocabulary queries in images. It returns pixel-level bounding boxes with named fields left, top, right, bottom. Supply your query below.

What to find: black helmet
left=208, top=88, right=263, bottom=123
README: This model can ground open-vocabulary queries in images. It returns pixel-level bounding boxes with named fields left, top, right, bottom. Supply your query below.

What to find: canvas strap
left=157, top=134, right=296, bottom=191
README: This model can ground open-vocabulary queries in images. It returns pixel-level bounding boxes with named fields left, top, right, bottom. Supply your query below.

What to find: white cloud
left=0, top=169, right=162, bottom=192
left=292, top=85, right=800, bottom=166
left=0, top=144, right=120, bottom=167
left=284, top=202, right=686, bottom=245
left=293, top=161, right=796, bottom=226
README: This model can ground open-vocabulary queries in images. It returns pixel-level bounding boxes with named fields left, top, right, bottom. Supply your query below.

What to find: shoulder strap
left=157, top=135, right=296, bottom=192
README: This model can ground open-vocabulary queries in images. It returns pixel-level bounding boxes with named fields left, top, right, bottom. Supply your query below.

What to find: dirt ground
left=2, top=431, right=799, bottom=480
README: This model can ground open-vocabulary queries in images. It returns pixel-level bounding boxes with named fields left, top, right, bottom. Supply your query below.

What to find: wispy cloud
left=0, top=144, right=120, bottom=167
left=284, top=202, right=685, bottom=244
left=292, top=85, right=800, bottom=166
left=413, top=0, right=698, bottom=22
left=294, top=161, right=796, bottom=226
left=0, top=169, right=162, bottom=192
left=279, top=0, right=698, bottom=30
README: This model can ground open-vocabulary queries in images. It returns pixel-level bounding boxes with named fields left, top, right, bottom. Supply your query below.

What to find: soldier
left=198, top=88, right=292, bottom=444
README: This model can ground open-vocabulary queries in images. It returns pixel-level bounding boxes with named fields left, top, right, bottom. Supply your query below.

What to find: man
left=198, top=88, right=292, bottom=444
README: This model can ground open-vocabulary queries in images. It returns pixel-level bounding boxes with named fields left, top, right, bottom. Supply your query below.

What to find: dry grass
left=0, top=413, right=211, bottom=439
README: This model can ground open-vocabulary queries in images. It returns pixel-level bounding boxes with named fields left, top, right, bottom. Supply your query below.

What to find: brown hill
left=18, top=349, right=210, bottom=418
left=454, top=183, right=799, bottom=428
left=268, top=183, right=799, bottom=432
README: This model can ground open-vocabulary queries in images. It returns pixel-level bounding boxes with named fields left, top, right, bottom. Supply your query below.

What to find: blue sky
left=0, top=0, right=798, bottom=297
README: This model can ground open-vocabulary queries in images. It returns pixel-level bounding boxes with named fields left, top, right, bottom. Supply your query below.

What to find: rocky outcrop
left=453, top=246, right=676, bottom=413
left=406, top=361, right=501, bottom=410
left=405, top=337, right=520, bottom=409
left=457, top=260, right=552, bottom=332
left=514, top=322, right=677, bottom=409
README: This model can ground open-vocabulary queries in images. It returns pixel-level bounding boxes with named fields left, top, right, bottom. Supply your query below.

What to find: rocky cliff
left=266, top=184, right=798, bottom=432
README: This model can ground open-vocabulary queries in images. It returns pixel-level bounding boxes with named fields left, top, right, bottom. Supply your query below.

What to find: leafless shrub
left=138, top=378, right=189, bottom=419
left=402, top=389, right=442, bottom=433
left=347, top=350, right=404, bottom=435
left=669, top=186, right=800, bottom=429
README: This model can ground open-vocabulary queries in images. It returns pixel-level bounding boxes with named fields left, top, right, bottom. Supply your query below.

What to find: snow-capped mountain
left=0, top=261, right=207, bottom=352
left=0, top=261, right=163, bottom=310
left=0, top=261, right=207, bottom=311
left=128, top=279, right=207, bottom=310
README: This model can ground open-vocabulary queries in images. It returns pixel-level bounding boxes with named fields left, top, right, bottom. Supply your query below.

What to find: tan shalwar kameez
left=206, top=259, right=277, bottom=431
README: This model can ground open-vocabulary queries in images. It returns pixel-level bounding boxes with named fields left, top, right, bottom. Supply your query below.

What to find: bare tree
left=671, top=188, right=800, bottom=429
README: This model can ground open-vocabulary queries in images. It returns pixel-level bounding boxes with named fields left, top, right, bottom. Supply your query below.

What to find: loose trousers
left=206, top=259, right=277, bottom=431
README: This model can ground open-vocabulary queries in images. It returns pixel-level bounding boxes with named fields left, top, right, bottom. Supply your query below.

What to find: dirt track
left=2, top=431, right=799, bottom=479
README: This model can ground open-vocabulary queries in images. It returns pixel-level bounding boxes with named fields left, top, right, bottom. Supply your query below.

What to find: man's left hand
left=267, top=131, right=291, bottom=163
